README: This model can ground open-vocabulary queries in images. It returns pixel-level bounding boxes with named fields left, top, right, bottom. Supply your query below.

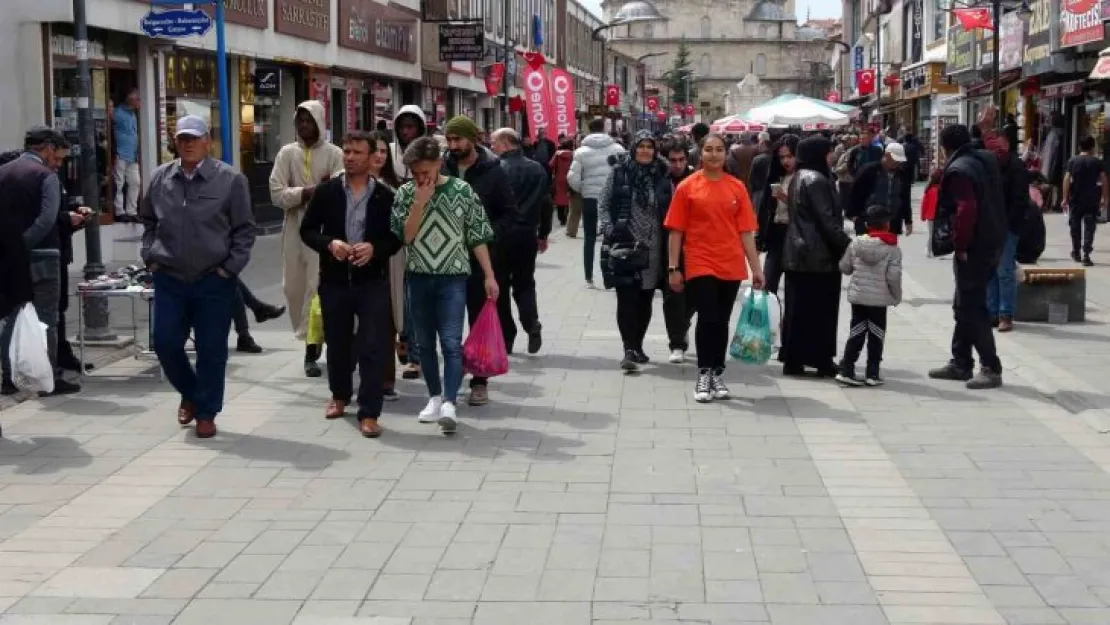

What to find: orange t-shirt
left=664, top=171, right=758, bottom=281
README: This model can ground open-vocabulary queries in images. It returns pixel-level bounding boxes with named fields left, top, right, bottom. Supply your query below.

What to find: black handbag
left=608, top=239, right=650, bottom=276
left=931, top=213, right=955, bottom=257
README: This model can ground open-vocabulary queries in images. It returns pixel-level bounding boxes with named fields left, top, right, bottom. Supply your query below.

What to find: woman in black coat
left=779, top=136, right=851, bottom=377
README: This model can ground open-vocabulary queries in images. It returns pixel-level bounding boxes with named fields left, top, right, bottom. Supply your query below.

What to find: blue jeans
left=986, top=232, right=1019, bottom=318
left=407, top=273, right=467, bottom=403
left=152, top=271, right=235, bottom=421
left=582, top=198, right=599, bottom=282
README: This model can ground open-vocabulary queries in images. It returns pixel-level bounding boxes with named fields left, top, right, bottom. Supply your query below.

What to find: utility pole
left=74, top=0, right=114, bottom=340
left=990, top=0, right=1001, bottom=130
left=501, top=0, right=511, bottom=127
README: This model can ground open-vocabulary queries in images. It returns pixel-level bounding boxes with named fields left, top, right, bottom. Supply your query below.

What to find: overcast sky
left=580, top=0, right=842, bottom=23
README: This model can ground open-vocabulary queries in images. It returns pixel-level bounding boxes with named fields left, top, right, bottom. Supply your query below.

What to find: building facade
left=601, top=0, right=833, bottom=121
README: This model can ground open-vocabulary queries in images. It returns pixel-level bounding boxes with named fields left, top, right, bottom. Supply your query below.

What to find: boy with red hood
left=835, top=205, right=903, bottom=387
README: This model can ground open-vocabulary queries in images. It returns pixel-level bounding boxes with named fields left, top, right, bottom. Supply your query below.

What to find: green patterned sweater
left=390, top=177, right=494, bottom=275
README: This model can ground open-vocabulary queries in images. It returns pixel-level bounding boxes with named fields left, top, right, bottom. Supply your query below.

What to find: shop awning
left=963, top=71, right=1024, bottom=98
left=1090, top=55, right=1110, bottom=80
left=875, top=101, right=912, bottom=115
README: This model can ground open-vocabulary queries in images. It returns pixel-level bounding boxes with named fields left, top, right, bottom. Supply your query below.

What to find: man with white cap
left=848, top=141, right=913, bottom=237
left=140, top=115, right=256, bottom=438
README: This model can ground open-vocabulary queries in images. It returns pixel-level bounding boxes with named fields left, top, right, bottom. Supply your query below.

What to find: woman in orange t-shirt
left=664, top=133, right=765, bottom=403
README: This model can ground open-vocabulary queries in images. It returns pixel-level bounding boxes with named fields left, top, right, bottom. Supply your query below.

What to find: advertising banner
left=523, top=66, right=554, bottom=141
left=1061, top=0, right=1102, bottom=47
left=548, top=68, right=576, bottom=142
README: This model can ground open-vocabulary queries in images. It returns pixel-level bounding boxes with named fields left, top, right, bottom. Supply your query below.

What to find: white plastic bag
left=742, top=288, right=782, bottom=348
left=11, top=303, right=53, bottom=394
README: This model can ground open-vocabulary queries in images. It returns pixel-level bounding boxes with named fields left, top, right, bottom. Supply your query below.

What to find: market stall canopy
left=746, top=98, right=851, bottom=126
left=1090, top=49, right=1110, bottom=80
left=709, top=115, right=767, bottom=133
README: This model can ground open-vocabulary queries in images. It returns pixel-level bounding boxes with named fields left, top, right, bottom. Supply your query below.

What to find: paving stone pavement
left=3, top=210, right=1110, bottom=625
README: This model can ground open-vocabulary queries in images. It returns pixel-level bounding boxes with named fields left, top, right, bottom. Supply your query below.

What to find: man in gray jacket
left=141, top=116, right=256, bottom=438
left=567, top=118, right=625, bottom=287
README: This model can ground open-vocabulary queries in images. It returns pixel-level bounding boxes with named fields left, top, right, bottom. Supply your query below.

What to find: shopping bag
left=10, top=304, right=54, bottom=394
left=729, top=290, right=773, bottom=365
left=462, top=299, right=509, bottom=378
left=307, top=294, right=324, bottom=346
left=742, top=287, right=782, bottom=347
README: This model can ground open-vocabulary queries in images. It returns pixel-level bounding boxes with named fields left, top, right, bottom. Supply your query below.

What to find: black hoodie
left=442, top=145, right=519, bottom=245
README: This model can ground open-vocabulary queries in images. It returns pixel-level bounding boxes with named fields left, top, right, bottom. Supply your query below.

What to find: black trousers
left=685, top=276, right=741, bottom=370
left=840, top=304, right=887, bottom=377
left=764, top=244, right=785, bottom=295
left=319, top=279, right=391, bottom=418
left=616, top=286, right=655, bottom=353
left=231, top=279, right=267, bottom=336
left=662, top=284, right=695, bottom=351
left=951, top=258, right=1002, bottom=372
left=1070, top=209, right=1098, bottom=255
left=57, top=261, right=78, bottom=365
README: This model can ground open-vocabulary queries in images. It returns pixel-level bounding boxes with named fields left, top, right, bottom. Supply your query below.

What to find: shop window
left=700, top=16, right=711, bottom=38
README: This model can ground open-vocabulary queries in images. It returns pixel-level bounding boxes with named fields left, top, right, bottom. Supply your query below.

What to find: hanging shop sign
left=134, top=0, right=266, bottom=30
left=276, top=0, right=332, bottom=42
left=253, top=65, right=281, bottom=97
left=1022, top=0, right=1052, bottom=74
left=900, top=63, right=959, bottom=99
left=1061, top=0, right=1103, bottom=47
left=910, top=0, right=923, bottom=64
left=549, top=68, right=577, bottom=142
left=139, top=9, right=212, bottom=38
left=999, top=12, right=1025, bottom=71
left=438, top=23, right=484, bottom=62
left=946, top=24, right=976, bottom=74
left=339, top=0, right=417, bottom=63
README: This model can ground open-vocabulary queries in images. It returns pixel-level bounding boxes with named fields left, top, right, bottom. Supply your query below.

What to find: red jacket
left=920, top=183, right=939, bottom=221
left=549, top=150, right=573, bottom=207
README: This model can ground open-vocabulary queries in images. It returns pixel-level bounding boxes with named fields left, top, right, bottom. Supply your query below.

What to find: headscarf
left=630, top=130, right=659, bottom=210
left=795, top=135, right=833, bottom=179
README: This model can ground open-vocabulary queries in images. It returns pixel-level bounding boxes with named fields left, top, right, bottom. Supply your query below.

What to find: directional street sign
left=139, top=9, right=213, bottom=38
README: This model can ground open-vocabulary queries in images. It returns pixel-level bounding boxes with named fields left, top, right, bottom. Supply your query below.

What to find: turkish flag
left=953, top=8, right=993, bottom=31
left=826, top=90, right=841, bottom=103
left=646, top=96, right=659, bottom=112
left=673, top=103, right=684, bottom=114
left=523, top=51, right=547, bottom=69
left=605, top=84, right=620, bottom=107
left=684, top=103, right=695, bottom=116
left=484, top=63, right=505, bottom=96
left=656, top=111, right=667, bottom=121
left=856, top=69, right=876, bottom=95
left=508, top=96, right=524, bottom=113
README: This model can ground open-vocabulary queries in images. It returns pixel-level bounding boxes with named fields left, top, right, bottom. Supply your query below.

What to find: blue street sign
left=139, top=9, right=213, bottom=39
left=853, top=46, right=864, bottom=70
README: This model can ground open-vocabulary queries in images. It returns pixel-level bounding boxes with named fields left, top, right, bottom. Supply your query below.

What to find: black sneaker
left=694, top=369, right=713, bottom=403
left=928, top=363, right=973, bottom=381
left=620, top=350, right=639, bottom=372
left=304, top=360, right=323, bottom=378
left=710, top=368, right=730, bottom=399
left=1072, top=250, right=1082, bottom=262
left=527, top=327, right=543, bottom=355
left=1083, top=255, right=1094, bottom=267
left=236, top=335, right=263, bottom=354
left=966, top=367, right=1002, bottom=390
left=254, top=303, right=286, bottom=324
left=40, top=379, right=81, bottom=397
left=632, top=349, right=650, bottom=364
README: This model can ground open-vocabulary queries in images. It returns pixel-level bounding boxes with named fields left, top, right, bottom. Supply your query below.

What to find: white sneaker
left=694, top=369, right=713, bottom=403
left=438, top=401, right=458, bottom=433
left=418, top=397, right=443, bottom=423
left=669, top=349, right=685, bottom=364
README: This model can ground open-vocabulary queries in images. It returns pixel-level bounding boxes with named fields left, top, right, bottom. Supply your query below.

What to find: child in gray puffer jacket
left=836, top=205, right=903, bottom=387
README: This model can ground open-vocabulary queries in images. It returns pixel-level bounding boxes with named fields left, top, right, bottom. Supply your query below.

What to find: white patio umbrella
left=745, top=98, right=850, bottom=126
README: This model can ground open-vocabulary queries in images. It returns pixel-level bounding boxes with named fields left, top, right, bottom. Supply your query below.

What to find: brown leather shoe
left=468, top=385, right=489, bottom=406
left=325, top=399, right=347, bottom=419
left=177, top=400, right=195, bottom=425
left=195, top=420, right=217, bottom=438
left=359, top=417, right=382, bottom=438
left=998, top=316, right=1014, bottom=333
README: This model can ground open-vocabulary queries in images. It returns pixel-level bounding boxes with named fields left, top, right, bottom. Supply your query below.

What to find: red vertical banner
left=484, top=63, right=505, bottom=96
left=605, top=84, right=620, bottom=107
left=548, top=68, right=576, bottom=143
left=523, top=66, right=554, bottom=142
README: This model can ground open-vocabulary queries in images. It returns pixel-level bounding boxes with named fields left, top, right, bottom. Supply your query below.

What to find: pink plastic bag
left=463, top=299, right=509, bottom=378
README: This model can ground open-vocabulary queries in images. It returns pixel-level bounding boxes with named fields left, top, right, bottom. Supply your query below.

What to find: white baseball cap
left=884, top=142, right=907, bottom=163
left=175, top=115, right=209, bottom=138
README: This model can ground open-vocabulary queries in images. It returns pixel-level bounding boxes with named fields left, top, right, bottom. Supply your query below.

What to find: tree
left=665, top=39, right=698, bottom=105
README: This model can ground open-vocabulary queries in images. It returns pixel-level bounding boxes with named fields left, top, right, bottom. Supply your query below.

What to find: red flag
left=646, top=96, right=659, bottom=112
left=826, top=90, right=841, bottom=103
left=484, top=63, right=505, bottom=96
left=673, top=103, right=683, bottom=114
left=524, top=67, right=555, bottom=141
left=548, top=68, right=576, bottom=142
left=953, top=7, right=993, bottom=31
left=523, top=51, right=547, bottom=69
left=656, top=111, right=667, bottom=121
left=684, top=103, right=695, bottom=116
left=605, top=84, right=620, bottom=107
left=856, top=69, right=876, bottom=95
left=508, top=95, right=524, bottom=113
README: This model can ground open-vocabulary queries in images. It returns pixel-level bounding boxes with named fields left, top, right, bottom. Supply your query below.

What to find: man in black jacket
left=491, top=128, right=552, bottom=357
left=928, top=124, right=1006, bottom=390
left=441, top=115, right=520, bottom=407
left=849, top=142, right=913, bottom=235
left=300, top=130, right=402, bottom=438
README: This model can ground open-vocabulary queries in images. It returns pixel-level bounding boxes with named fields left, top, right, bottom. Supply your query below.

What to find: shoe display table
left=75, top=284, right=160, bottom=377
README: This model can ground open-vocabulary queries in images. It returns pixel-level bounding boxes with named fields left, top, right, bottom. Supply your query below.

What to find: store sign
left=1023, top=0, right=1052, bottom=74
left=1042, top=79, right=1084, bottom=97
left=253, top=66, right=281, bottom=97
left=999, top=12, right=1025, bottom=71
left=549, top=68, right=576, bottom=142
left=276, top=0, right=331, bottom=42
left=438, top=23, right=484, bottom=62
left=976, top=27, right=994, bottom=67
left=946, top=24, right=976, bottom=74
left=900, top=65, right=927, bottom=92
left=910, top=0, right=923, bottom=63
left=1061, top=0, right=1103, bottom=47
left=339, top=0, right=417, bottom=63
left=164, top=51, right=217, bottom=98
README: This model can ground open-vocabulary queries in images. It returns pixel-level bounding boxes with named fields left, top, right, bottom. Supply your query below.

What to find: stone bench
left=1014, top=266, right=1086, bottom=323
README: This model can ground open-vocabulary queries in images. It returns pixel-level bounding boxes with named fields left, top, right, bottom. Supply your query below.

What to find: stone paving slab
left=3, top=213, right=1110, bottom=624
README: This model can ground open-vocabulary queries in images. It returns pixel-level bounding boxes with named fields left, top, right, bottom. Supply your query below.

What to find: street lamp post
left=636, top=51, right=668, bottom=131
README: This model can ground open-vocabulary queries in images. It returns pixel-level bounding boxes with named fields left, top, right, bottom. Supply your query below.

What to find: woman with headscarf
left=599, top=130, right=672, bottom=372
left=756, top=134, right=800, bottom=295
left=779, top=136, right=852, bottom=377
left=666, top=133, right=763, bottom=403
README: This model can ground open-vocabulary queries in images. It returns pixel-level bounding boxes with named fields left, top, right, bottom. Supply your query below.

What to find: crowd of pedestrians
left=2, top=101, right=1107, bottom=439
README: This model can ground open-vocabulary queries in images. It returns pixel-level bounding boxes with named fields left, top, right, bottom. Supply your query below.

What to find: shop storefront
left=157, top=49, right=226, bottom=163
left=49, top=24, right=139, bottom=209
left=945, top=22, right=977, bottom=124
left=899, top=62, right=959, bottom=174
left=339, top=0, right=416, bottom=128
left=238, top=59, right=306, bottom=222
left=423, top=70, right=449, bottom=131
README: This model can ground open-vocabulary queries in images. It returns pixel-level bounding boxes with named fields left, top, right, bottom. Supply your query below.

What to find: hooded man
left=390, top=104, right=428, bottom=183
left=270, top=100, right=344, bottom=377
left=441, top=115, right=521, bottom=408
